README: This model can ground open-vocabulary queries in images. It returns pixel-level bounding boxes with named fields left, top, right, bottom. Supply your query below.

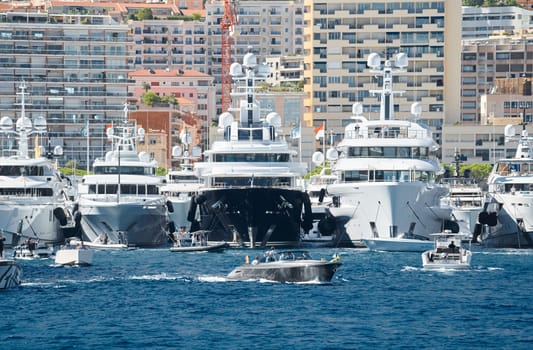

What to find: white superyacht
left=475, top=124, right=533, bottom=248
left=76, top=104, right=170, bottom=248
left=0, top=82, right=72, bottom=247
left=326, top=53, right=451, bottom=247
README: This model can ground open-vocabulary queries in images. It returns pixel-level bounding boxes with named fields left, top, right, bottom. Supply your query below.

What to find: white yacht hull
left=78, top=196, right=169, bottom=248
left=328, top=182, right=451, bottom=246
left=477, top=193, right=533, bottom=248
left=421, top=250, right=472, bottom=270
left=363, top=237, right=434, bottom=252
left=0, top=202, right=65, bottom=247
left=167, top=197, right=192, bottom=231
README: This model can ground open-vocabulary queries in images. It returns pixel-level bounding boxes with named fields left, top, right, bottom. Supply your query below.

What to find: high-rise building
left=303, top=0, right=462, bottom=149
left=0, top=11, right=131, bottom=168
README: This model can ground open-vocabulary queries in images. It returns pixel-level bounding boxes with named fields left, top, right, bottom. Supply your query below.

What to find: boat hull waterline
left=191, top=188, right=311, bottom=247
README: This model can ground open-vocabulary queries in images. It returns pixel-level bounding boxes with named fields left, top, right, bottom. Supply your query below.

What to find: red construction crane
left=221, top=0, right=238, bottom=112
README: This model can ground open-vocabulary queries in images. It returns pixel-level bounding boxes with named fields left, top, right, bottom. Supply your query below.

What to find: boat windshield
left=347, top=146, right=430, bottom=159
left=0, top=165, right=49, bottom=176
left=260, top=251, right=312, bottom=263
left=341, top=169, right=435, bottom=183
left=494, top=161, right=533, bottom=176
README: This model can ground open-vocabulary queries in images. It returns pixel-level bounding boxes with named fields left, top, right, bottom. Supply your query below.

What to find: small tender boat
left=13, top=239, right=55, bottom=259
left=55, top=239, right=94, bottom=266
left=421, top=232, right=472, bottom=270
left=69, top=235, right=129, bottom=250
left=227, top=250, right=342, bottom=283
left=364, top=234, right=433, bottom=252
left=0, top=258, right=22, bottom=289
left=169, top=230, right=228, bottom=252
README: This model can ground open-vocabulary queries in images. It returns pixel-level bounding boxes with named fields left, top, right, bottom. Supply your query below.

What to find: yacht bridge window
left=0, top=165, right=47, bottom=176
left=94, top=166, right=155, bottom=175
left=0, top=188, right=54, bottom=196
left=89, top=184, right=159, bottom=195
left=212, top=176, right=292, bottom=187
left=213, top=153, right=290, bottom=162
left=495, top=161, right=533, bottom=176
left=347, top=147, right=429, bottom=159
left=342, top=170, right=435, bottom=183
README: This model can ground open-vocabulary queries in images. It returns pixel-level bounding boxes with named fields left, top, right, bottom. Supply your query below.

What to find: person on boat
left=264, top=246, right=276, bottom=262
left=252, top=256, right=260, bottom=265
left=448, top=241, right=457, bottom=253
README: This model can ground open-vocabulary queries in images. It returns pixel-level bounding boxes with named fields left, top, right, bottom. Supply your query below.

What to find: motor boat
left=440, top=161, right=484, bottom=241
left=227, top=250, right=342, bottom=283
left=474, top=124, right=533, bottom=248
left=0, top=82, right=74, bottom=247
left=68, top=236, right=129, bottom=250
left=326, top=53, right=451, bottom=247
left=188, top=49, right=312, bottom=248
left=421, top=231, right=472, bottom=270
left=75, top=104, right=171, bottom=248
left=0, top=257, right=22, bottom=290
left=54, top=238, right=94, bottom=266
left=169, top=231, right=228, bottom=252
left=13, top=239, right=54, bottom=259
left=363, top=224, right=433, bottom=252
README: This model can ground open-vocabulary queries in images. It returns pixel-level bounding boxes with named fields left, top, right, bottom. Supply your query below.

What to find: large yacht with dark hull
left=188, top=50, right=312, bottom=247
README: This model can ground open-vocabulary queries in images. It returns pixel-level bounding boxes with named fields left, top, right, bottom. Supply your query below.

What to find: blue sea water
left=1, top=246, right=532, bottom=349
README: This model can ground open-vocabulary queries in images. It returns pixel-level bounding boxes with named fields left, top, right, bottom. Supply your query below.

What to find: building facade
left=302, top=0, right=462, bottom=150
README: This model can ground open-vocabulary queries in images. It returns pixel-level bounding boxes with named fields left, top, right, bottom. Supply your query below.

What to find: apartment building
left=303, top=0, right=462, bottom=150
left=462, top=5, right=533, bottom=39
left=0, top=11, right=131, bottom=169
left=205, top=0, right=305, bottom=115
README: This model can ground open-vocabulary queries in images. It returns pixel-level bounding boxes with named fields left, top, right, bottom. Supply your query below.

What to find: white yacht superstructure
left=160, top=132, right=202, bottom=232
left=76, top=104, right=170, bottom=248
left=326, top=53, right=451, bottom=247
left=0, top=82, right=72, bottom=247
left=475, top=124, right=533, bottom=248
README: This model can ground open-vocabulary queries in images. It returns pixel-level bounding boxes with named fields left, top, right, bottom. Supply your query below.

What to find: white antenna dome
left=243, top=52, right=257, bottom=68
left=230, top=62, right=243, bottom=77
left=395, top=52, right=408, bottom=68
left=172, top=145, right=183, bottom=157
left=180, top=130, right=193, bottom=145
left=0, top=116, right=13, bottom=131
left=218, top=112, right=234, bottom=128
left=257, top=63, right=270, bottom=77
left=266, top=112, right=281, bottom=127
left=352, top=102, right=363, bottom=115
left=138, top=151, right=150, bottom=163
left=33, top=116, right=47, bottom=131
left=411, top=102, right=422, bottom=116
left=326, top=148, right=338, bottom=161
left=312, top=151, right=325, bottom=166
left=16, top=116, right=32, bottom=131
left=504, top=124, right=516, bottom=137
left=106, top=127, right=114, bottom=138
left=367, top=53, right=381, bottom=69
left=54, top=145, right=63, bottom=156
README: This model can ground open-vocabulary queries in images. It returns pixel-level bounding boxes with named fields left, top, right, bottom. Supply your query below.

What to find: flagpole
left=298, top=120, right=302, bottom=163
